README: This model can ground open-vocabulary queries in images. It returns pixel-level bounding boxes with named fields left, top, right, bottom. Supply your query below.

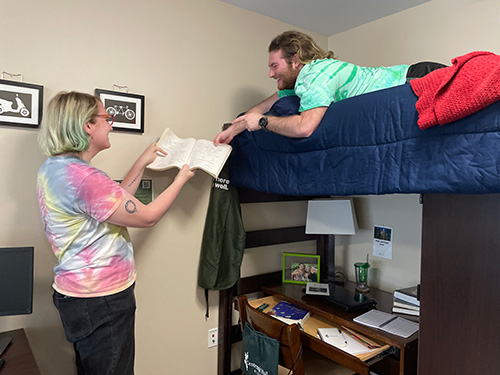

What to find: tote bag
left=241, top=322, right=279, bottom=375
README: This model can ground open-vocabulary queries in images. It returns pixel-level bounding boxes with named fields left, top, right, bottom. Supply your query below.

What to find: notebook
left=319, top=284, right=377, bottom=312
left=353, top=309, right=419, bottom=338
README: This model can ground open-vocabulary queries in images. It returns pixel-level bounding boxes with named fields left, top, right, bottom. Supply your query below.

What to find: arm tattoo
left=125, top=200, right=138, bottom=214
left=128, top=173, right=141, bottom=187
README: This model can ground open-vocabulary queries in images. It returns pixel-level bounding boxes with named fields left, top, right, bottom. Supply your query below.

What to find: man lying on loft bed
left=212, top=30, right=500, bottom=144
left=212, top=30, right=445, bottom=144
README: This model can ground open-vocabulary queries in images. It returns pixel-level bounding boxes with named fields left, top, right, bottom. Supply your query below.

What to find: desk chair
left=238, top=295, right=305, bottom=375
left=238, top=295, right=355, bottom=375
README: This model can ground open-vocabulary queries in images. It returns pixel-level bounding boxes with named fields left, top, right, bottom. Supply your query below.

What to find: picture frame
left=282, top=252, right=320, bottom=284
left=95, top=89, right=145, bottom=133
left=0, top=79, right=43, bottom=128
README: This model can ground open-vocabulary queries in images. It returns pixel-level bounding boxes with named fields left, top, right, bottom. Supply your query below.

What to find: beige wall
left=327, top=0, right=499, bottom=292
left=0, top=1, right=324, bottom=374
left=0, top=0, right=498, bottom=374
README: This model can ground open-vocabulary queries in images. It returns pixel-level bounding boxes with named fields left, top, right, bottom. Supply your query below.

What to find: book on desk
left=267, top=300, right=310, bottom=326
left=392, top=285, right=420, bottom=317
left=393, top=285, right=420, bottom=306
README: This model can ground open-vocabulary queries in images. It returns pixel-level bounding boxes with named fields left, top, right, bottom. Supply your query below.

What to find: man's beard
left=277, top=66, right=300, bottom=90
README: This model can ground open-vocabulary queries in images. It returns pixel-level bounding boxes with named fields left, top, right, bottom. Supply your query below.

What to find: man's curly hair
left=268, top=30, right=335, bottom=65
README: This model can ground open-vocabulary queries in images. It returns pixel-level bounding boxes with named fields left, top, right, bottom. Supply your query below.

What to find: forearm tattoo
left=125, top=200, right=138, bottom=214
left=128, top=173, right=140, bottom=187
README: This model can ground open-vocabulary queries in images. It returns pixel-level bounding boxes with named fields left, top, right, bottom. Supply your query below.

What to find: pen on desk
left=338, top=328, right=348, bottom=345
left=342, top=326, right=380, bottom=349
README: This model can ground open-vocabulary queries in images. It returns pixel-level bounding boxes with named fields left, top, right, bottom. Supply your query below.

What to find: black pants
left=406, top=61, right=447, bottom=83
left=53, top=284, right=136, bottom=375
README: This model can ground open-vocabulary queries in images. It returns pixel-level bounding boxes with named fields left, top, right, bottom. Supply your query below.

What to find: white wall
left=0, top=1, right=325, bottom=374
left=0, top=0, right=498, bottom=373
left=328, top=0, right=499, bottom=292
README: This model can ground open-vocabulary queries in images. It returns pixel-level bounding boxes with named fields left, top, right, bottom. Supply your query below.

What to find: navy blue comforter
left=229, top=84, right=500, bottom=196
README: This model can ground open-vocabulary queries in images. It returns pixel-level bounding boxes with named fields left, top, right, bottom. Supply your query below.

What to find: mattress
left=229, top=84, right=500, bottom=196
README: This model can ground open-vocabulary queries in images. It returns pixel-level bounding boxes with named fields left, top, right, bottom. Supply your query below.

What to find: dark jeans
left=53, top=284, right=136, bottom=375
left=406, top=61, right=448, bottom=83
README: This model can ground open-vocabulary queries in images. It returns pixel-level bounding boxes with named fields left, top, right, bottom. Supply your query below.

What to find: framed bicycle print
left=0, top=80, right=44, bottom=128
left=95, top=89, right=145, bottom=133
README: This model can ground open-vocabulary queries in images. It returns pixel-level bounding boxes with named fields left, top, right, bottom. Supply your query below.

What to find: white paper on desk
left=381, top=318, right=419, bottom=338
left=353, top=309, right=394, bottom=328
left=342, top=334, right=374, bottom=355
left=317, top=331, right=373, bottom=356
left=354, top=309, right=419, bottom=338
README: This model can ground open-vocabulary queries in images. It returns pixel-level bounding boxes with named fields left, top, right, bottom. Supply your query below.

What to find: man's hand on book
left=213, top=120, right=248, bottom=146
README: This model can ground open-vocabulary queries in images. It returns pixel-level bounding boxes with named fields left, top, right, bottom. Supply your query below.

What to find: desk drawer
left=248, top=296, right=392, bottom=375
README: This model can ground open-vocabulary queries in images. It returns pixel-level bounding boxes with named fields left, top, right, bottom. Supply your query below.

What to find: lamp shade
left=305, top=199, right=357, bottom=235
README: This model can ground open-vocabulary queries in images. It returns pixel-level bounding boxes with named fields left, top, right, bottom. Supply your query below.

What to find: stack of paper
left=317, top=327, right=377, bottom=355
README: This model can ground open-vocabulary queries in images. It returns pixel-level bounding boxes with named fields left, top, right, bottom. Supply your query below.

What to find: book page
left=353, top=309, right=394, bottom=328
left=381, top=317, right=419, bottom=338
left=353, top=309, right=419, bottom=338
left=187, top=140, right=232, bottom=178
left=148, top=129, right=196, bottom=171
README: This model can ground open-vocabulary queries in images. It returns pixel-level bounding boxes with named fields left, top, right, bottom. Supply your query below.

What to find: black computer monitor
left=0, top=247, right=34, bottom=316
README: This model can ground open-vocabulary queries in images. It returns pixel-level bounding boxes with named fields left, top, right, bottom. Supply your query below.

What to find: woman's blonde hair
left=268, top=30, right=335, bottom=65
left=38, top=91, right=100, bottom=156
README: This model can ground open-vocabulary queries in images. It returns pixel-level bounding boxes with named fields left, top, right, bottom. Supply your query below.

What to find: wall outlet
left=208, top=328, right=218, bottom=348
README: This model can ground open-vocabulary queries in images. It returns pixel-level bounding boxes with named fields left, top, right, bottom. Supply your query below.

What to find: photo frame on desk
left=0, top=79, right=43, bottom=128
left=95, top=89, right=144, bottom=133
left=283, top=253, right=320, bottom=284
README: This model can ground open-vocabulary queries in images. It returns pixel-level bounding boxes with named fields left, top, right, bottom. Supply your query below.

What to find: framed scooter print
left=95, top=89, right=145, bottom=133
left=0, top=80, right=44, bottom=128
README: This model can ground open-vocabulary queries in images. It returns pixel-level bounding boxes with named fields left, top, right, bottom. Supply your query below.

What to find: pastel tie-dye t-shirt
left=294, top=59, right=409, bottom=112
left=37, top=155, right=136, bottom=297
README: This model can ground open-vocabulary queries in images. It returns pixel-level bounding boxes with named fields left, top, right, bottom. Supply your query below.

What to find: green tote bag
left=241, top=322, right=279, bottom=375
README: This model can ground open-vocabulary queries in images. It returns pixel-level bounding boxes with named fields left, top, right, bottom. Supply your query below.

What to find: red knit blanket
left=410, top=51, right=500, bottom=129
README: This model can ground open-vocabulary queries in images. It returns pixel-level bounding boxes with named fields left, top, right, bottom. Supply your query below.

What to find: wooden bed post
left=218, top=286, right=235, bottom=375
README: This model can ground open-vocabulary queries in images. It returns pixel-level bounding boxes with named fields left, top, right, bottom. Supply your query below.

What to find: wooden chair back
left=238, top=295, right=305, bottom=375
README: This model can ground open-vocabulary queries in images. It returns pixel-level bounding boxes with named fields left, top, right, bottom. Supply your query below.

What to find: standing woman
left=36, top=91, right=195, bottom=375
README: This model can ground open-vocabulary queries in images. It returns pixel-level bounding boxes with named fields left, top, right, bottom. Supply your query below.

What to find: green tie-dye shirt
left=279, top=59, right=409, bottom=112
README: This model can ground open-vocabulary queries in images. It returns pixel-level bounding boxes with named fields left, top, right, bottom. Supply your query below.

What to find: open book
left=353, top=309, right=419, bottom=338
left=147, top=128, right=232, bottom=178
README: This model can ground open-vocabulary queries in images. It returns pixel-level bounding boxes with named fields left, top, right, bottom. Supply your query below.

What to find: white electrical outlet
left=208, top=328, right=218, bottom=348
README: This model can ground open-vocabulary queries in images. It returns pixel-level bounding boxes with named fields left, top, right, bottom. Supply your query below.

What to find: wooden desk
left=0, top=329, right=41, bottom=375
left=262, top=282, right=418, bottom=375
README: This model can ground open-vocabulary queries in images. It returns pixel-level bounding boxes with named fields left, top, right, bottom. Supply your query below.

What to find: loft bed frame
left=217, top=187, right=334, bottom=375
left=216, top=79, right=500, bottom=373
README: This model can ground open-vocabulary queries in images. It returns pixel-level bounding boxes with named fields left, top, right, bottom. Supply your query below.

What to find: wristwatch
left=259, top=116, right=269, bottom=130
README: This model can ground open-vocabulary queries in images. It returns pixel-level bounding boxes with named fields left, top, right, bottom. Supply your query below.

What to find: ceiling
left=220, top=0, right=431, bottom=36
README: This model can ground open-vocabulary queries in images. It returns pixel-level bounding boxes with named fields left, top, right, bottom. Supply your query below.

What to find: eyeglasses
left=96, top=114, right=114, bottom=125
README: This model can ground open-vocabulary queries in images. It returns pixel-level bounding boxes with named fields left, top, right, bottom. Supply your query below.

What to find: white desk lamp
left=305, top=199, right=357, bottom=284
